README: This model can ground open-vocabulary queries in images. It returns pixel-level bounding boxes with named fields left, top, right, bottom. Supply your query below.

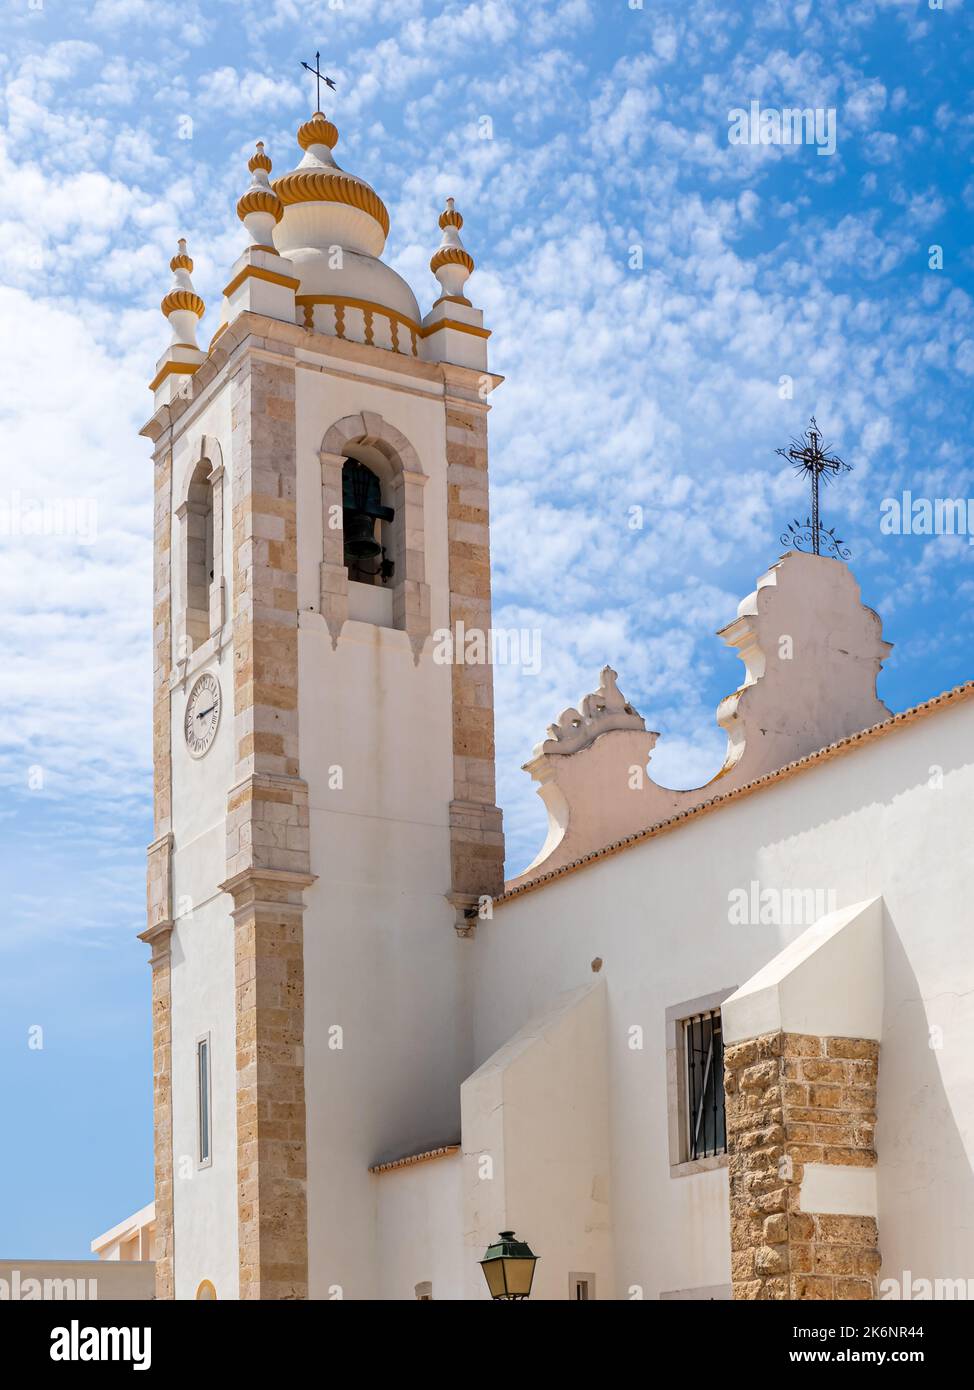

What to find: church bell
left=342, top=459, right=394, bottom=562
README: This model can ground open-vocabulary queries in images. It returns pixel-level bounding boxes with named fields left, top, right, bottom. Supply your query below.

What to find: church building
left=135, top=104, right=974, bottom=1301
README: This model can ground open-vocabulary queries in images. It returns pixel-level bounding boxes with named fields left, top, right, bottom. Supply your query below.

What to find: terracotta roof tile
left=497, top=680, right=974, bottom=906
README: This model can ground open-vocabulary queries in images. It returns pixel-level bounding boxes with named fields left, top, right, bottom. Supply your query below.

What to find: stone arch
left=318, top=411, right=430, bottom=653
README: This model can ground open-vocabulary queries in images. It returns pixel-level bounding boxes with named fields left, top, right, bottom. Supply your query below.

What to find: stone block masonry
left=443, top=376, right=505, bottom=925
left=223, top=348, right=313, bottom=1299
left=724, top=1032, right=880, bottom=1300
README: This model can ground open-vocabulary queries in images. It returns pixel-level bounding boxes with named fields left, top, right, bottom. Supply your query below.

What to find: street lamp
left=479, top=1231, right=539, bottom=1300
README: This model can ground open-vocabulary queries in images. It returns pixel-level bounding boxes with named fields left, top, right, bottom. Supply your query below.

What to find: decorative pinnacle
left=430, top=197, right=475, bottom=302
left=237, top=142, right=283, bottom=236
left=248, top=140, right=273, bottom=174
left=161, top=238, right=205, bottom=346
left=170, top=237, right=193, bottom=273
left=438, top=196, right=464, bottom=230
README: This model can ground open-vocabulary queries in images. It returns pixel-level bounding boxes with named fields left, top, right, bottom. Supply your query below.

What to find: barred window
left=682, top=1009, right=726, bottom=1161
left=197, top=1035, right=212, bottom=1167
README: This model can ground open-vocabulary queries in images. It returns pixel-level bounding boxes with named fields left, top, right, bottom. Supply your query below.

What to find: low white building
left=128, top=101, right=974, bottom=1300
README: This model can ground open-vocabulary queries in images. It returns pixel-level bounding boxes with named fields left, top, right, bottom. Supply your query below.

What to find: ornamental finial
left=296, top=110, right=339, bottom=151
left=776, top=416, right=853, bottom=560
left=161, top=239, right=204, bottom=347
left=430, top=197, right=475, bottom=304
left=237, top=142, right=283, bottom=247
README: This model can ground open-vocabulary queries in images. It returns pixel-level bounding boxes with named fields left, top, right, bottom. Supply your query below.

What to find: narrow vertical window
left=182, top=461, right=215, bottom=651
left=197, top=1035, right=211, bottom=1166
left=682, top=1010, right=726, bottom=1161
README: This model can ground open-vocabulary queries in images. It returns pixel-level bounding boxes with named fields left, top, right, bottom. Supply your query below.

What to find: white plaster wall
left=460, top=982, right=614, bottom=1300
left=294, top=363, right=470, bottom=1299
left=474, top=698, right=974, bottom=1297
left=169, top=887, right=239, bottom=1301
left=168, top=383, right=239, bottom=1300
left=374, top=1157, right=464, bottom=1300
left=170, top=644, right=238, bottom=1302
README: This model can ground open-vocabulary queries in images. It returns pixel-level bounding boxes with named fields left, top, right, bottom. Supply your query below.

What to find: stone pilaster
left=318, top=449, right=349, bottom=646
left=208, top=460, right=227, bottom=634
left=138, top=914, right=174, bottom=1299
left=141, top=436, right=176, bottom=1298
left=724, top=1032, right=880, bottom=1300
left=225, top=865, right=311, bottom=1301
left=443, top=375, right=504, bottom=926
left=225, top=348, right=312, bottom=1298
left=150, top=447, right=174, bottom=830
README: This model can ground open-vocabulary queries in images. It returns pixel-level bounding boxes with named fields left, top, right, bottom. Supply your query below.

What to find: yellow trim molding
left=420, top=317, right=490, bottom=340
left=223, top=264, right=301, bottom=298
left=148, top=360, right=202, bottom=392
left=294, top=294, right=492, bottom=348
left=295, top=294, right=419, bottom=352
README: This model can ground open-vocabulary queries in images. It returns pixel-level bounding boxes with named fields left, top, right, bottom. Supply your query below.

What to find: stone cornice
left=141, top=310, right=507, bottom=450
left=219, top=866, right=317, bottom=898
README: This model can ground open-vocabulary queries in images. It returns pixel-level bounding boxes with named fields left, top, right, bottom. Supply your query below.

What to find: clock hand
left=195, top=704, right=216, bottom=720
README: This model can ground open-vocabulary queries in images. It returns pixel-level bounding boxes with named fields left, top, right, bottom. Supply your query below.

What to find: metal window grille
left=683, top=1010, right=726, bottom=1161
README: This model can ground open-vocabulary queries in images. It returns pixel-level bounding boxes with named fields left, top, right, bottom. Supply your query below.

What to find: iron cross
left=301, top=51, right=336, bottom=111
left=776, top=417, right=852, bottom=558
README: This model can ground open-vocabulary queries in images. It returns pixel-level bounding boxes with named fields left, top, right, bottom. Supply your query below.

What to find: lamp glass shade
left=479, top=1231, right=538, bottom=1300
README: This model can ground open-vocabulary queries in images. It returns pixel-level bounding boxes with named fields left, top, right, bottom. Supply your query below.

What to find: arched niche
left=318, top=411, right=430, bottom=655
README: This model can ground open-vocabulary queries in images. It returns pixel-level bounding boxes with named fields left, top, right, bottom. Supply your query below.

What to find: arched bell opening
left=319, top=412, right=430, bottom=645
left=341, top=455, right=395, bottom=587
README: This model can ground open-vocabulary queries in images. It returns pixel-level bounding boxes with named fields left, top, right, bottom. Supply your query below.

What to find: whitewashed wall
left=471, top=697, right=974, bottom=1297
left=374, top=1157, right=464, bottom=1301
left=168, top=383, right=240, bottom=1301
left=294, top=364, right=472, bottom=1300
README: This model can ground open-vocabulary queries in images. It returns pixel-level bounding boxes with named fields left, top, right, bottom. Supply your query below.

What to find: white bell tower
left=140, top=109, right=505, bottom=1300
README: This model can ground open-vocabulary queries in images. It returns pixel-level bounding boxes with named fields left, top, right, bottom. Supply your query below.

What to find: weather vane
left=776, top=416, right=852, bottom=559
left=301, top=50, right=336, bottom=111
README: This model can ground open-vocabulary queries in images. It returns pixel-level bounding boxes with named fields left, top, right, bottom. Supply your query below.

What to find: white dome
left=285, top=245, right=420, bottom=322
left=270, top=112, right=414, bottom=317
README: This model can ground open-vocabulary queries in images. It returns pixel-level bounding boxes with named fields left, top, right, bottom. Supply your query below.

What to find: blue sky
left=1, top=0, right=973, bottom=1257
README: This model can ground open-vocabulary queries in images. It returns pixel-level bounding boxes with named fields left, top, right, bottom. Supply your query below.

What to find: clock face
left=184, top=672, right=221, bottom=758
